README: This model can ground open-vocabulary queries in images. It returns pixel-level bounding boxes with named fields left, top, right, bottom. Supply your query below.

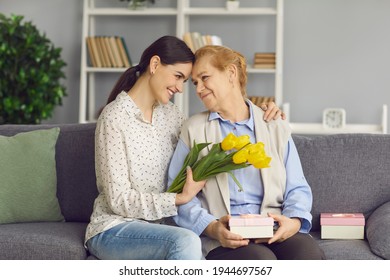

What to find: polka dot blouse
left=85, top=91, right=185, bottom=243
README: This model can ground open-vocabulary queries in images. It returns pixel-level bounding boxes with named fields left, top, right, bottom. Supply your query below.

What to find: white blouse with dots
left=85, top=91, right=185, bottom=243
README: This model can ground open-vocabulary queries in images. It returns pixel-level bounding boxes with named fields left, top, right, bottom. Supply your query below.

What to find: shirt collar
left=120, top=91, right=162, bottom=124
left=208, top=99, right=255, bottom=131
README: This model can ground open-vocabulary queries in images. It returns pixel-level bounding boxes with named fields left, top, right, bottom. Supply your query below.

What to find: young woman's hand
left=175, top=167, right=206, bottom=205
left=260, top=102, right=286, bottom=122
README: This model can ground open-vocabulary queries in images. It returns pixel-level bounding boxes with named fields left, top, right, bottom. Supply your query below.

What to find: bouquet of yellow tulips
left=167, top=133, right=271, bottom=193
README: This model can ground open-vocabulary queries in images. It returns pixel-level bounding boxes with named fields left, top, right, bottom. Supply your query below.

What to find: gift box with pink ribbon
left=320, top=213, right=365, bottom=239
left=229, top=214, right=274, bottom=239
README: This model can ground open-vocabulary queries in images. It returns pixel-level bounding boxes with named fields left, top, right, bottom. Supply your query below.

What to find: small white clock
left=323, top=108, right=346, bottom=129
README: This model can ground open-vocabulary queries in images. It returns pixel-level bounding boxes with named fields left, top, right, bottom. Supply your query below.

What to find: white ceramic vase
left=226, top=1, right=240, bottom=11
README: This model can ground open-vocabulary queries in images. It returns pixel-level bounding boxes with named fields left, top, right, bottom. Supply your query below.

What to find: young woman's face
left=150, top=62, right=192, bottom=105
left=191, top=57, right=231, bottom=112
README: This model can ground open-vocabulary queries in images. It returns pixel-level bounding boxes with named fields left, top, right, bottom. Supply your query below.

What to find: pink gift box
left=320, top=213, right=365, bottom=239
left=229, top=214, right=274, bottom=238
left=320, top=213, right=365, bottom=226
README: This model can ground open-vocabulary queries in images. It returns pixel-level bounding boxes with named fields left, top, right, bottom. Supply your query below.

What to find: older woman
left=168, top=45, right=325, bottom=260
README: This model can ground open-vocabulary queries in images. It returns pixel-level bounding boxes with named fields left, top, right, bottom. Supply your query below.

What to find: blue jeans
left=86, top=220, right=202, bottom=260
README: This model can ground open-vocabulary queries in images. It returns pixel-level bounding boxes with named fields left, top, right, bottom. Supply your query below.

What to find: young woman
left=85, top=36, right=283, bottom=260
left=85, top=36, right=206, bottom=260
left=168, top=45, right=325, bottom=260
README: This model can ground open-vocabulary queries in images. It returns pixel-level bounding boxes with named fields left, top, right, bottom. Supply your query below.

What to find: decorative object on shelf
left=226, top=0, right=240, bottom=11
left=323, top=108, right=346, bottom=129
left=0, top=13, right=67, bottom=124
left=120, top=0, right=155, bottom=10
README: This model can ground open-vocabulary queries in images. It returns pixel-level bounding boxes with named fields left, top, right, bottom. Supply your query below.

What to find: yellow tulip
left=252, top=156, right=272, bottom=169
left=234, top=135, right=251, bottom=150
left=221, top=133, right=237, bottom=151
left=248, top=142, right=265, bottom=153
left=233, top=147, right=249, bottom=164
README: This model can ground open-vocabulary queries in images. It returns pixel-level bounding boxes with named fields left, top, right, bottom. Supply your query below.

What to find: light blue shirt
left=168, top=103, right=312, bottom=236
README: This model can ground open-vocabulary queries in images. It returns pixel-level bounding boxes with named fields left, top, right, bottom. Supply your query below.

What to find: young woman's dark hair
left=105, top=35, right=194, bottom=106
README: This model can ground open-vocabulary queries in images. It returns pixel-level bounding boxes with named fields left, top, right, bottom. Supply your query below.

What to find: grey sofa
left=0, top=123, right=389, bottom=260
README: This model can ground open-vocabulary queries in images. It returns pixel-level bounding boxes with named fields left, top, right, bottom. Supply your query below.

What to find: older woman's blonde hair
left=194, top=45, right=248, bottom=97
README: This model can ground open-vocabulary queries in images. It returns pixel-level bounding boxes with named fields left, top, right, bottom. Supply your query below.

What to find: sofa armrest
left=366, top=201, right=390, bottom=259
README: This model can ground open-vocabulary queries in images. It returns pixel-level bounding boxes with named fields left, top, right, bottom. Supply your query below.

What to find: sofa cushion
left=0, top=123, right=98, bottom=223
left=310, top=231, right=383, bottom=260
left=53, top=123, right=98, bottom=222
left=0, top=222, right=88, bottom=260
left=366, top=201, right=390, bottom=259
left=0, top=128, right=64, bottom=224
left=293, top=134, right=390, bottom=232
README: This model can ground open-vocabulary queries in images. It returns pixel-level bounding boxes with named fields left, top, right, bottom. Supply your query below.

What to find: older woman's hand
left=204, top=215, right=249, bottom=249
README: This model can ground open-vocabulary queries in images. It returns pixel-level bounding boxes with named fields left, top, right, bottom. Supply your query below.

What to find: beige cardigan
left=178, top=101, right=291, bottom=255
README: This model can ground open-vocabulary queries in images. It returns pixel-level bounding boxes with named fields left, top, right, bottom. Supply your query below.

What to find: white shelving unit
left=79, top=0, right=179, bottom=122
left=79, top=0, right=284, bottom=123
left=177, top=0, right=284, bottom=118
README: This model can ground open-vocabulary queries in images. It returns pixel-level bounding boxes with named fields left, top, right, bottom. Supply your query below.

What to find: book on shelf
left=109, top=36, right=124, bottom=67
left=254, top=58, right=276, bottom=64
left=253, top=64, right=276, bottom=69
left=99, top=37, right=112, bottom=67
left=254, top=52, right=276, bottom=58
left=116, top=37, right=132, bottom=68
left=87, top=37, right=102, bottom=68
left=86, top=37, right=98, bottom=67
left=320, top=213, right=365, bottom=239
left=248, top=96, right=275, bottom=107
left=253, top=52, right=276, bottom=69
left=229, top=214, right=274, bottom=239
left=86, top=36, right=132, bottom=68
left=182, top=32, right=223, bottom=52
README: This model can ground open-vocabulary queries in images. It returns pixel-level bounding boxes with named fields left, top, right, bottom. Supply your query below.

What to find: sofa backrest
left=3, top=124, right=389, bottom=231
left=0, top=123, right=98, bottom=223
left=293, top=133, right=390, bottom=231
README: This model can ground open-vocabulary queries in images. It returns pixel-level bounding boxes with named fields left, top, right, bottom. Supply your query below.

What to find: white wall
left=284, top=0, right=390, bottom=126
left=2, top=0, right=390, bottom=128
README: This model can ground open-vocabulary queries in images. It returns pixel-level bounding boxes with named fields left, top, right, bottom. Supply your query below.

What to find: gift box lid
left=320, top=213, right=365, bottom=226
left=229, top=214, right=274, bottom=227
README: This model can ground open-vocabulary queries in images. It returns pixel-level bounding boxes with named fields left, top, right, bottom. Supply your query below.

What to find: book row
left=252, top=52, right=276, bottom=69
left=249, top=96, right=275, bottom=107
left=86, top=36, right=132, bottom=68
left=182, top=32, right=223, bottom=52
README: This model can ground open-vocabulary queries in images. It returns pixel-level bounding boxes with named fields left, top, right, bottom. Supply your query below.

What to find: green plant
left=0, top=13, right=67, bottom=124
left=119, top=0, right=155, bottom=10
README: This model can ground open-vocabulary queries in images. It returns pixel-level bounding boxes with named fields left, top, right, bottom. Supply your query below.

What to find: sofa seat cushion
left=0, top=222, right=88, bottom=260
left=310, top=231, right=383, bottom=260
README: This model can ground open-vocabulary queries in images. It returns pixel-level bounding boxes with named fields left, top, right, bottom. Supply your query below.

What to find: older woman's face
left=191, top=57, right=231, bottom=112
